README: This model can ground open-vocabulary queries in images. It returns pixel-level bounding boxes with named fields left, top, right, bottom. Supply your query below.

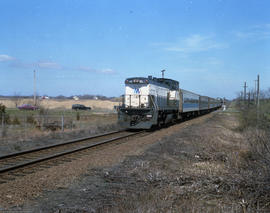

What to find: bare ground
left=1, top=110, right=266, bottom=212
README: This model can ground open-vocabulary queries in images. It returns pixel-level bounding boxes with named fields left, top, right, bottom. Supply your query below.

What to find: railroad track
left=0, top=130, right=144, bottom=184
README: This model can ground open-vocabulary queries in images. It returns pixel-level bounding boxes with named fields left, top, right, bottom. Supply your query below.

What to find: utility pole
left=257, top=75, right=260, bottom=107
left=254, top=80, right=257, bottom=104
left=243, top=82, right=247, bottom=104
left=34, top=70, right=36, bottom=106
left=161, top=69, right=165, bottom=78
left=256, top=74, right=260, bottom=126
left=248, top=91, right=251, bottom=108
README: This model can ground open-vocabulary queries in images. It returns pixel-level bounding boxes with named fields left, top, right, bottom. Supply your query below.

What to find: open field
left=0, top=98, right=121, bottom=147
left=0, top=98, right=121, bottom=111
left=0, top=102, right=120, bottom=154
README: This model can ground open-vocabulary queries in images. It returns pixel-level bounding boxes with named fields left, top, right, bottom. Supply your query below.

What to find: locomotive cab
left=124, top=77, right=150, bottom=108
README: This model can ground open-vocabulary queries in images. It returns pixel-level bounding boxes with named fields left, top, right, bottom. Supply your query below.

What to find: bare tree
left=265, top=88, right=270, bottom=100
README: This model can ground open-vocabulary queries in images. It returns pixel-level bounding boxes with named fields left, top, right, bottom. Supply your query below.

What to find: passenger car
left=18, top=104, right=39, bottom=110
left=72, top=104, right=91, bottom=110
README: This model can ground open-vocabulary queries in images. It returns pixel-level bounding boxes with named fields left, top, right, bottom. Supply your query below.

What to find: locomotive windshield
left=125, top=78, right=149, bottom=84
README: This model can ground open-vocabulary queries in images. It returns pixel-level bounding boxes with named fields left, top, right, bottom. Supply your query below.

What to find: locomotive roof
left=125, top=76, right=179, bottom=90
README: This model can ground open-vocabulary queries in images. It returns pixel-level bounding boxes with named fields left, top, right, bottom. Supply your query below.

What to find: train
left=118, top=76, right=222, bottom=129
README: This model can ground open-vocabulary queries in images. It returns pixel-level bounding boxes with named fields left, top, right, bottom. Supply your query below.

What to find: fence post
left=61, top=114, right=64, bottom=132
left=1, top=113, right=5, bottom=137
left=40, top=113, right=44, bottom=131
left=24, top=113, right=27, bottom=139
left=1, top=113, right=3, bottom=129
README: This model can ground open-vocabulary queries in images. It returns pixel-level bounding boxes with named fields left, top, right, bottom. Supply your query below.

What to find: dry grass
left=0, top=98, right=120, bottom=110
left=0, top=113, right=119, bottom=155
left=95, top=111, right=270, bottom=212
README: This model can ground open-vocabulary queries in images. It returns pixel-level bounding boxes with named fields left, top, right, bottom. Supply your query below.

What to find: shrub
left=13, top=144, right=22, bottom=151
left=0, top=104, right=6, bottom=121
left=26, top=114, right=36, bottom=124
left=238, top=107, right=257, bottom=130
left=0, top=103, right=6, bottom=114
left=0, top=104, right=12, bottom=124
left=3, top=113, right=11, bottom=124
left=76, top=112, right=80, bottom=121
left=235, top=100, right=270, bottom=207
left=12, top=116, right=21, bottom=125
left=237, top=102, right=270, bottom=131
left=39, top=107, right=49, bottom=115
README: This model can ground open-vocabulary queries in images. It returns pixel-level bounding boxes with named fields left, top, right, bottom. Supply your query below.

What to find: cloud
left=36, top=61, right=62, bottom=70
left=154, top=34, right=227, bottom=54
left=100, top=68, right=115, bottom=74
left=78, top=66, right=116, bottom=74
left=176, top=67, right=208, bottom=74
left=204, top=57, right=223, bottom=66
left=9, top=60, right=63, bottom=70
left=4, top=55, right=116, bottom=75
left=234, top=31, right=270, bottom=40
left=233, top=24, right=270, bottom=40
left=78, top=66, right=95, bottom=72
left=9, top=60, right=33, bottom=69
left=0, top=54, right=15, bottom=62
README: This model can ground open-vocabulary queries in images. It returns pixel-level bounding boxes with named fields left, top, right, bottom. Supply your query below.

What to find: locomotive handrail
left=149, top=95, right=159, bottom=110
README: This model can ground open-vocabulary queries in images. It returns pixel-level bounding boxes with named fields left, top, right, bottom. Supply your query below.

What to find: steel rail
left=0, top=130, right=124, bottom=160
left=0, top=131, right=142, bottom=174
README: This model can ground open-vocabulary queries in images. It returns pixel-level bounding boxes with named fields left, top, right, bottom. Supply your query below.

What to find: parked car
left=72, top=104, right=91, bottom=110
left=18, top=104, right=39, bottom=110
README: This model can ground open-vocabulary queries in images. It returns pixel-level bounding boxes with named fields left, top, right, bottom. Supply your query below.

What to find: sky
left=0, top=0, right=270, bottom=99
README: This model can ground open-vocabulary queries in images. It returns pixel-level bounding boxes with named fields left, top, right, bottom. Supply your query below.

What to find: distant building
left=73, top=96, right=79, bottom=101
left=94, top=96, right=98, bottom=100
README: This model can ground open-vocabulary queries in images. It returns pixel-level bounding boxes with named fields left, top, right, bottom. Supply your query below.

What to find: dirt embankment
left=2, top=110, right=267, bottom=212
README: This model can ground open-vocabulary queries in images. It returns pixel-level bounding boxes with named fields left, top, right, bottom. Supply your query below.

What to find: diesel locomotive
left=118, top=76, right=221, bottom=129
